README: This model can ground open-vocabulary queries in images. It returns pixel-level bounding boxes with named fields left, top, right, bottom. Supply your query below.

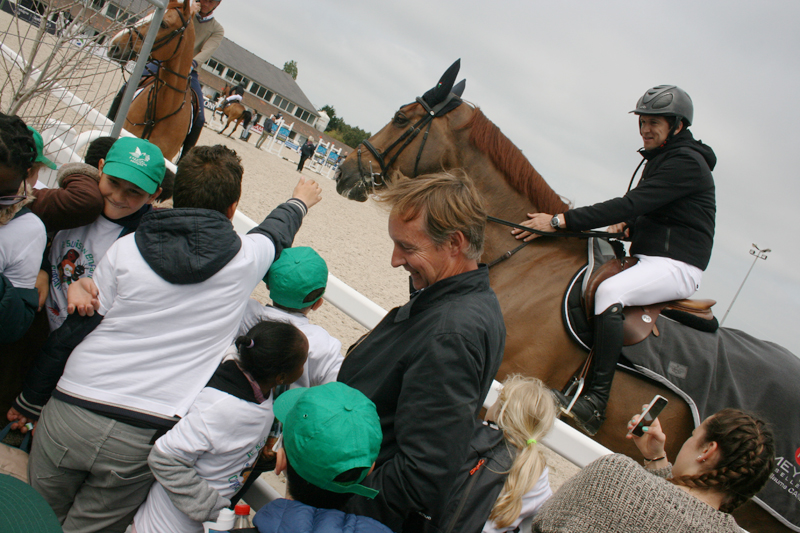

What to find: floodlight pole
left=720, top=244, right=770, bottom=326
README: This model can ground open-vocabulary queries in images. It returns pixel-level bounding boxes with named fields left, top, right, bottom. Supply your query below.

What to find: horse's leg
left=227, top=119, right=240, bottom=138
left=219, top=119, right=229, bottom=135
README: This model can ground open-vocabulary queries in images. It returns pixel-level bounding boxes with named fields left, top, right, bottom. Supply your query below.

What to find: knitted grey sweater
left=531, top=454, right=741, bottom=533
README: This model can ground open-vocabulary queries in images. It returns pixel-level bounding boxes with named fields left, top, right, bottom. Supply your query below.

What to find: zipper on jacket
left=665, top=227, right=671, bottom=251
left=445, top=458, right=486, bottom=533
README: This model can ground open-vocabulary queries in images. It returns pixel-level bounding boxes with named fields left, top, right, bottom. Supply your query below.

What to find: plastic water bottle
left=203, top=507, right=235, bottom=532
left=232, top=503, right=252, bottom=529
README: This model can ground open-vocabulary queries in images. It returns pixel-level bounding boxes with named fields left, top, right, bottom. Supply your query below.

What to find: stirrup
left=560, top=376, right=585, bottom=415
left=552, top=388, right=606, bottom=436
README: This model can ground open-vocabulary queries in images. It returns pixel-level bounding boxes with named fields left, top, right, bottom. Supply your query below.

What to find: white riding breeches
left=226, top=94, right=242, bottom=102
left=594, top=254, right=703, bottom=315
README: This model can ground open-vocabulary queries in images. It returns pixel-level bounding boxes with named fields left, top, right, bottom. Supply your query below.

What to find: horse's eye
left=160, top=22, right=168, bottom=29
left=393, top=113, right=409, bottom=126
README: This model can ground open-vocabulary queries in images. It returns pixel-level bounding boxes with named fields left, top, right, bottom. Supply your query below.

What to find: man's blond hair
left=377, top=170, right=486, bottom=261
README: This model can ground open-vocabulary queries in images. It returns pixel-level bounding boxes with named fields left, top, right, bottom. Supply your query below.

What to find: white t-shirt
left=238, top=299, right=343, bottom=388
left=0, top=210, right=46, bottom=288
left=482, top=467, right=552, bottom=533
left=45, top=216, right=125, bottom=330
left=56, top=231, right=276, bottom=420
left=134, top=386, right=275, bottom=533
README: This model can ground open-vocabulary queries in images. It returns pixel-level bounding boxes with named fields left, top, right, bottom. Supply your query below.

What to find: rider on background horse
left=513, top=85, right=716, bottom=436
left=218, top=81, right=245, bottom=111
left=108, top=0, right=225, bottom=159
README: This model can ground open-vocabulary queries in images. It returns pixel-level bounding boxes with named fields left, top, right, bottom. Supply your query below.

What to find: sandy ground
left=196, top=122, right=580, bottom=498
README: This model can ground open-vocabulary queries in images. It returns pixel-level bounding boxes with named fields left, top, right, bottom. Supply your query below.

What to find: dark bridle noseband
left=356, top=91, right=462, bottom=191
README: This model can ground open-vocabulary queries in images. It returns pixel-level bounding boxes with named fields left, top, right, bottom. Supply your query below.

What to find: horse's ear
left=422, top=59, right=461, bottom=106
left=452, top=79, right=466, bottom=98
left=183, top=0, right=192, bottom=17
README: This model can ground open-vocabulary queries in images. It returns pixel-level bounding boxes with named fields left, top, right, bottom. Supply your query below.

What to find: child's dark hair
left=173, top=145, right=243, bottom=214
left=285, top=459, right=363, bottom=510
left=272, top=287, right=326, bottom=313
left=234, top=321, right=307, bottom=384
left=155, top=168, right=175, bottom=202
left=0, top=113, right=36, bottom=181
left=84, top=136, right=116, bottom=168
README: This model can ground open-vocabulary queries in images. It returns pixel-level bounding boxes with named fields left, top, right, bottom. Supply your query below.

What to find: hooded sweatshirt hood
left=135, top=208, right=242, bottom=284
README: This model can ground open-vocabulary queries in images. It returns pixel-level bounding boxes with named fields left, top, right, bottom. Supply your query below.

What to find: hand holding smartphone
left=627, top=395, right=668, bottom=437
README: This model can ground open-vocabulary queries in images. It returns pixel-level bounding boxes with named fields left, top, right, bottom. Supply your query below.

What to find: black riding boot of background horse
left=554, top=303, right=624, bottom=435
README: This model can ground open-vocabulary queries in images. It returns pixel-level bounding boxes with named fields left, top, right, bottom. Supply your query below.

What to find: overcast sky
left=214, top=0, right=800, bottom=354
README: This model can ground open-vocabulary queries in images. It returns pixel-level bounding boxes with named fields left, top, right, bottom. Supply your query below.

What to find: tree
left=319, top=104, right=343, bottom=132
left=283, top=60, right=298, bottom=80
left=318, top=104, right=370, bottom=148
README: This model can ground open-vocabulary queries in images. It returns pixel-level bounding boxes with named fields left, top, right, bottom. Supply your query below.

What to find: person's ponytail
left=488, top=375, right=556, bottom=528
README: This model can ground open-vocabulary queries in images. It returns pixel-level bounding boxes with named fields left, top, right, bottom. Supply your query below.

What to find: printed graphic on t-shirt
left=57, top=248, right=87, bottom=285
left=51, top=238, right=97, bottom=290
left=227, top=436, right=268, bottom=494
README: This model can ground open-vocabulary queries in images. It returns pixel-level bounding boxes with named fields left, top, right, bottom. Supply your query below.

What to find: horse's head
left=335, top=60, right=468, bottom=202
left=108, top=0, right=193, bottom=63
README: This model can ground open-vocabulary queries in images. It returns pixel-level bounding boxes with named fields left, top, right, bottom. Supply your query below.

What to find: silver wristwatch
left=550, top=215, right=561, bottom=229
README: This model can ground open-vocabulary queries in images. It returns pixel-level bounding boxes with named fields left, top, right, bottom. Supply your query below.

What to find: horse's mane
left=461, top=108, right=570, bottom=214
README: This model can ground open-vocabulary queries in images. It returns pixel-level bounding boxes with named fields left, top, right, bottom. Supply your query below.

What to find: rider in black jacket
left=513, top=85, right=716, bottom=435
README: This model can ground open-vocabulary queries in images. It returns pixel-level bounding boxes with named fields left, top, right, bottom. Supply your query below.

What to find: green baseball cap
left=274, top=382, right=382, bottom=499
left=27, top=127, right=57, bottom=170
left=102, top=137, right=165, bottom=194
left=0, top=474, right=63, bottom=532
left=266, top=247, right=328, bottom=309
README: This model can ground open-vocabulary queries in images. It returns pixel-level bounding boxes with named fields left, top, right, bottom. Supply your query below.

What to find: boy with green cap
left=38, top=136, right=164, bottom=332
left=239, top=246, right=343, bottom=390
left=253, top=382, right=392, bottom=532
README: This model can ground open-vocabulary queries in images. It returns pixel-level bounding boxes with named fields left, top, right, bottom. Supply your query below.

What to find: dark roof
left=212, top=38, right=318, bottom=117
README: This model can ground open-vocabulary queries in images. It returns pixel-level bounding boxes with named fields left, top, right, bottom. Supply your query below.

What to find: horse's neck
left=157, top=34, right=194, bottom=99
left=458, top=148, right=586, bottom=265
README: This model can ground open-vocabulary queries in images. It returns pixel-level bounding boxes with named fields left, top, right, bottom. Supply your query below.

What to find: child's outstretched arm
left=67, top=277, right=100, bottom=316
left=291, top=176, right=322, bottom=209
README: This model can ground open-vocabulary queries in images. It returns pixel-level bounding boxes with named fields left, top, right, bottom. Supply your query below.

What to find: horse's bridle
left=127, top=7, right=190, bottom=59
left=356, top=92, right=461, bottom=191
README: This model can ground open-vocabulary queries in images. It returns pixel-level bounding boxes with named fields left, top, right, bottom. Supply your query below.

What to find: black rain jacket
left=564, top=129, right=716, bottom=270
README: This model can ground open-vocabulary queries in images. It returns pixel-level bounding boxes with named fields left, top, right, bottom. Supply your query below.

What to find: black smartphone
left=628, top=395, right=668, bottom=437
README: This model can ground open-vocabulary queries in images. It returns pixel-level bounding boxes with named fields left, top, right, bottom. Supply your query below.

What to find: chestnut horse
left=107, top=0, right=195, bottom=160
left=335, top=62, right=788, bottom=533
left=215, top=85, right=247, bottom=136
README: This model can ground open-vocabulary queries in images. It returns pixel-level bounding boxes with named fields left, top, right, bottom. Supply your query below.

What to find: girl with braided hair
left=532, top=408, right=774, bottom=532
left=0, top=113, right=46, bottom=343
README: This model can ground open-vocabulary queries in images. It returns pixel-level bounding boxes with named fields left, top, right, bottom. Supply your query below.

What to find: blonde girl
left=485, top=374, right=557, bottom=532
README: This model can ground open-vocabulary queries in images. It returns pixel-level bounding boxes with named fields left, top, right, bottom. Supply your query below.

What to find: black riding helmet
left=631, top=85, right=694, bottom=130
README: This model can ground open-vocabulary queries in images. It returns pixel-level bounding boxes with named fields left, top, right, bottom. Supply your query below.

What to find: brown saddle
left=583, top=257, right=716, bottom=346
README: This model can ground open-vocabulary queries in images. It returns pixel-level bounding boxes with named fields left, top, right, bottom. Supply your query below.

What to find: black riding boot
left=554, top=303, right=624, bottom=436
left=107, top=85, right=126, bottom=121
